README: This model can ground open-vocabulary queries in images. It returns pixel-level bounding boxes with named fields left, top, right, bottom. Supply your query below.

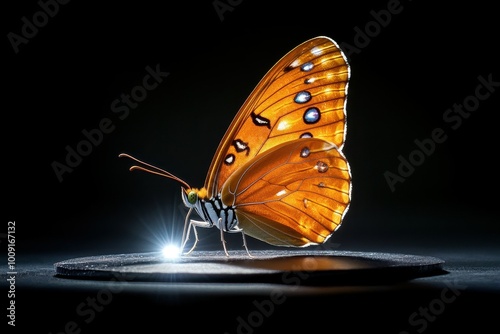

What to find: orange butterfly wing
left=221, top=138, right=351, bottom=246
left=203, top=36, right=350, bottom=199
left=120, top=36, right=351, bottom=251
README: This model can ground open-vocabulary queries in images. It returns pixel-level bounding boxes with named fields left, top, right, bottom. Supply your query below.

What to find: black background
left=3, top=1, right=500, bottom=334
left=5, top=1, right=499, bottom=261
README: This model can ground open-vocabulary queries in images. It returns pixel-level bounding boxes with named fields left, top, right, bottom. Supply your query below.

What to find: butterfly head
left=181, top=187, right=208, bottom=208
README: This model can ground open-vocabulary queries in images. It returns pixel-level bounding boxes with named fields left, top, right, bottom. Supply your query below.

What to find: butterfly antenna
left=118, top=153, right=191, bottom=189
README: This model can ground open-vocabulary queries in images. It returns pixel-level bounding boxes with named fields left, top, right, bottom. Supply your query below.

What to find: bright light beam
left=162, top=244, right=181, bottom=259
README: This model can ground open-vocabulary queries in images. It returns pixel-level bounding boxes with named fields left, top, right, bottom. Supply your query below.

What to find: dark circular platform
left=54, top=250, right=446, bottom=285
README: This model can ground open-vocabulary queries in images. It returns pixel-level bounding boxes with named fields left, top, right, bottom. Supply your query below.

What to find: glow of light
left=311, top=46, right=323, bottom=55
left=162, top=244, right=181, bottom=259
left=277, top=120, right=289, bottom=131
left=276, top=189, right=287, bottom=197
left=290, top=59, right=300, bottom=68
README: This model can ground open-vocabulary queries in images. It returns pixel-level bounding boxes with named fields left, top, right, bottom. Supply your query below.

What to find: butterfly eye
left=187, top=191, right=198, bottom=204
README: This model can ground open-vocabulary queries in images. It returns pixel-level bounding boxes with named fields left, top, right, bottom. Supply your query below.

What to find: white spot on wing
left=311, top=47, right=322, bottom=56
left=290, top=59, right=300, bottom=68
left=276, top=190, right=287, bottom=197
left=277, top=120, right=289, bottom=131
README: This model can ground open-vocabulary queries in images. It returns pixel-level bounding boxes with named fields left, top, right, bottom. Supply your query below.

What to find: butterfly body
left=120, top=36, right=352, bottom=256
left=181, top=187, right=238, bottom=233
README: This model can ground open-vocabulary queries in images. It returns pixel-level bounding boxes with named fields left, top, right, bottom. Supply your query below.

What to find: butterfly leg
left=180, top=222, right=195, bottom=255
left=222, top=222, right=253, bottom=258
left=180, top=208, right=193, bottom=254
left=239, top=231, right=253, bottom=258
left=182, top=219, right=211, bottom=255
left=219, top=228, right=230, bottom=257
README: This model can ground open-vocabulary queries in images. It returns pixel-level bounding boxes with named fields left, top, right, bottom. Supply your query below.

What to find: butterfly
left=119, top=36, right=352, bottom=257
